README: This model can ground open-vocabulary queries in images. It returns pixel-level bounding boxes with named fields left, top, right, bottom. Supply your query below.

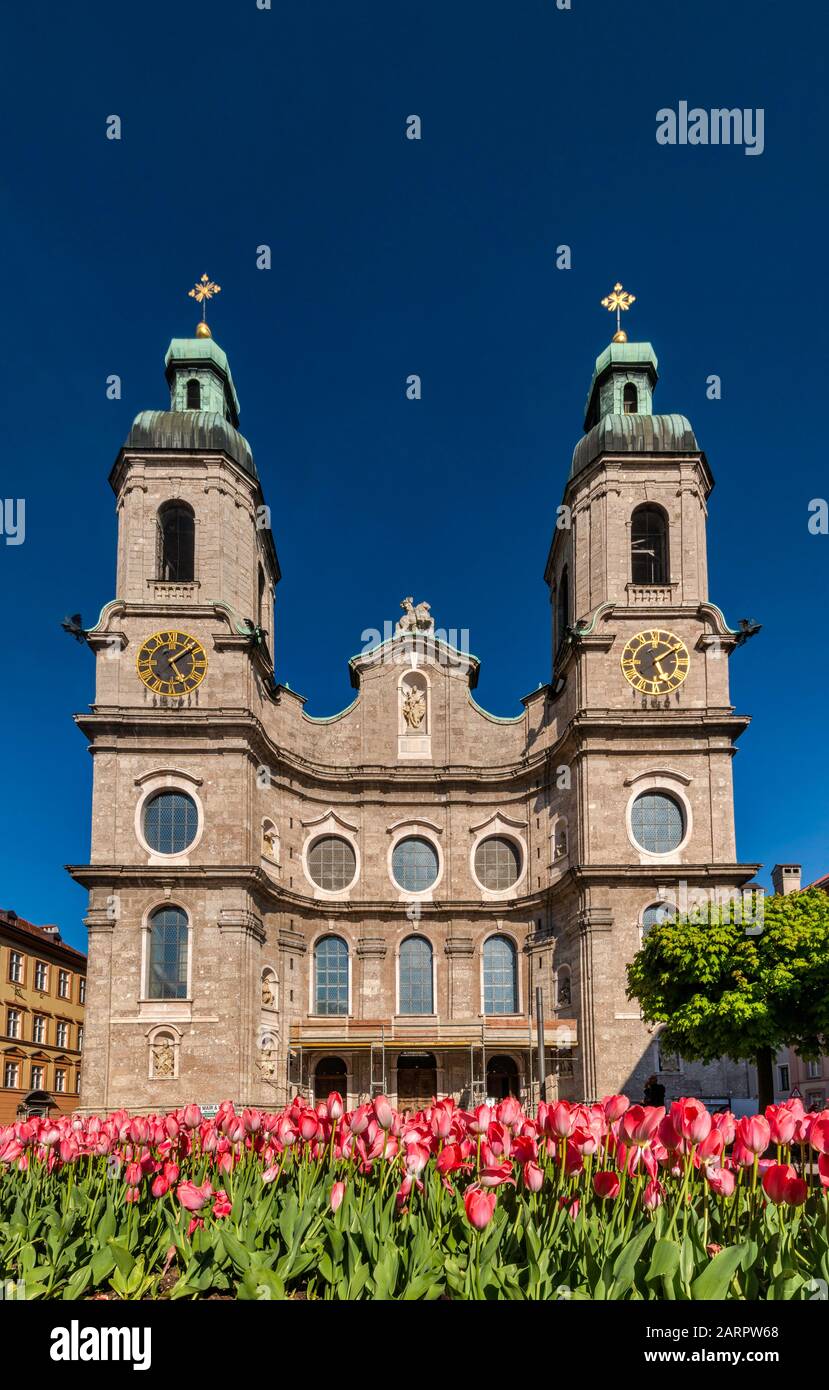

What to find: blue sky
left=1, top=1, right=827, bottom=952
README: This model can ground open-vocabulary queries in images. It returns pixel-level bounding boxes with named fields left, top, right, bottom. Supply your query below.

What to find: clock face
left=136, top=630, right=208, bottom=696
left=621, top=629, right=690, bottom=696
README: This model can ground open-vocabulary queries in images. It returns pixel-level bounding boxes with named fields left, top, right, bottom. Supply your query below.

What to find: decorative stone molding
left=444, top=935, right=475, bottom=957
left=576, top=908, right=613, bottom=935
left=356, top=936, right=387, bottom=959
left=217, top=909, right=265, bottom=942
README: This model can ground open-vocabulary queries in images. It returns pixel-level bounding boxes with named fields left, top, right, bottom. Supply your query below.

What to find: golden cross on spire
left=188, top=273, right=221, bottom=338
left=600, top=282, right=636, bottom=342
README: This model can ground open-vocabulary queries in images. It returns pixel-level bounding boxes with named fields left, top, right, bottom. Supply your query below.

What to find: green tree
left=626, top=888, right=829, bottom=1110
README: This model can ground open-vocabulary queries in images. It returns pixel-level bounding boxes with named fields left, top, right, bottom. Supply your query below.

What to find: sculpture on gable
left=397, top=596, right=434, bottom=634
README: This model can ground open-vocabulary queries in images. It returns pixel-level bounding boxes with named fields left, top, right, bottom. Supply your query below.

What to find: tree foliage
left=626, top=888, right=829, bottom=1064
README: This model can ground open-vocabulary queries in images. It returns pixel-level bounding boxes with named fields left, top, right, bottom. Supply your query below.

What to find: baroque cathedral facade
left=70, top=307, right=759, bottom=1114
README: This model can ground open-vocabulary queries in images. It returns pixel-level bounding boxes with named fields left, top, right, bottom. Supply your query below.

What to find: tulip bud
left=330, top=1180, right=346, bottom=1212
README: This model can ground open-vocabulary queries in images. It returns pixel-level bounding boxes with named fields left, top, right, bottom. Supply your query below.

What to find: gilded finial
left=188, top=273, right=221, bottom=339
left=600, top=282, right=635, bottom=343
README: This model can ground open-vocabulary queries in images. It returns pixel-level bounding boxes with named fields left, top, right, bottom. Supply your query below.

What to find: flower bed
left=1, top=1094, right=828, bottom=1300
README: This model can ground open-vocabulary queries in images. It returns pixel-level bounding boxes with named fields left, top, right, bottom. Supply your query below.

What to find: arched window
left=399, top=936, right=433, bottom=1014
left=391, top=837, right=439, bottom=892
left=147, top=907, right=188, bottom=1000
left=314, top=936, right=349, bottom=1016
left=143, top=790, right=198, bottom=855
left=483, top=935, right=518, bottom=1015
left=631, top=792, right=685, bottom=854
left=556, top=565, right=570, bottom=651
left=486, top=1054, right=520, bottom=1100
left=186, top=379, right=201, bottom=410
left=623, top=382, right=638, bottom=414
left=314, top=1055, right=347, bottom=1102
left=642, top=902, right=676, bottom=939
left=630, top=505, right=668, bottom=586
left=158, top=502, right=195, bottom=583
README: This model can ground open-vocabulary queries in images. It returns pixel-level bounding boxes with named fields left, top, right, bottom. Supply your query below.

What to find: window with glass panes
left=33, top=1015, right=46, bottom=1044
left=630, top=792, right=684, bottom=854
left=4, top=1062, right=19, bottom=1088
left=147, top=907, right=189, bottom=999
left=79, top=977, right=86, bottom=1004
left=483, top=936, right=518, bottom=1014
left=398, top=937, right=433, bottom=1014
left=9, top=951, right=23, bottom=983
left=391, top=837, right=439, bottom=892
left=307, top=836, right=356, bottom=891
left=35, top=961, right=48, bottom=991
left=143, top=791, right=198, bottom=854
left=56, top=1021, right=68, bottom=1047
left=314, top=936, right=349, bottom=1015
left=474, top=836, right=520, bottom=890
left=31, top=1065, right=44, bottom=1089
left=58, top=970, right=70, bottom=998
left=7, top=1009, right=20, bottom=1039
left=78, top=1026, right=84, bottom=1051
left=642, top=902, right=676, bottom=938
left=55, top=1069, right=66, bottom=1093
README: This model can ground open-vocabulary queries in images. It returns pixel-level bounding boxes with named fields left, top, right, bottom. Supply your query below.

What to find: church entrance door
left=396, top=1052, right=437, bottom=1112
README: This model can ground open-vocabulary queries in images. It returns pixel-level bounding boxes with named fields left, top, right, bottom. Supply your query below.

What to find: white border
left=479, top=929, right=521, bottom=1017
left=309, top=930, right=352, bottom=1018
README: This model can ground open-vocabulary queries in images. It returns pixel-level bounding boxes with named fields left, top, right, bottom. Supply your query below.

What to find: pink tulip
left=697, top=1129, right=724, bottom=1164
left=712, top=1111, right=736, bottom=1145
left=373, top=1095, right=394, bottom=1130
left=151, top=1175, right=169, bottom=1199
left=737, top=1114, right=770, bottom=1156
left=124, top=1161, right=143, bottom=1187
left=546, top=1102, right=575, bottom=1140
left=431, top=1106, right=454, bottom=1140
left=602, top=1094, right=629, bottom=1122
left=212, top=1190, right=232, bottom=1218
left=125, top=1185, right=141, bottom=1203
left=299, top=1112, right=320, bottom=1142
left=593, top=1171, right=620, bottom=1201
left=182, top=1104, right=202, bottom=1129
left=620, top=1105, right=664, bottom=1147
left=468, top=1105, right=493, bottom=1136
left=463, top=1186, right=497, bottom=1230
left=326, top=1092, right=344, bottom=1122
left=478, top=1162, right=515, bottom=1188
left=818, top=1153, right=829, bottom=1189
left=762, top=1163, right=804, bottom=1206
left=523, top=1161, right=543, bottom=1192
left=766, top=1105, right=796, bottom=1146
left=242, top=1108, right=262, bottom=1135
left=330, top=1180, right=346, bottom=1212
left=675, top=1099, right=712, bottom=1146
left=404, top=1142, right=430, bottom=1176
left=706, top=1167, right=736, bottom=1198
left=496, top=1096, right=522, bottom=1128
left=808, top=1114, right=829, bottom=1155
left=642, top=1179, right=663, bottom=1210
left=262, top=1164, right=280, bottom=1183
left=177, top=1181, right=213, bottom=1212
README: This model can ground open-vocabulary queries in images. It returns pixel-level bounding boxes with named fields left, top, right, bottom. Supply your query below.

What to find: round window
left=391, top=836, right=439, bottom=892
left=642, top=902, right=676, bottom=937
left=143, top=791, right=198, bottom=854
left=474, top=836, right=521, bottom=890
left=307, top=836, right=357, bottom=891
left=630, top=792, right=684, bottom=854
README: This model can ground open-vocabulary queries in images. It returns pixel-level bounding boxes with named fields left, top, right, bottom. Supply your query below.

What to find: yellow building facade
left=1, top=909, right=86, bottom=1125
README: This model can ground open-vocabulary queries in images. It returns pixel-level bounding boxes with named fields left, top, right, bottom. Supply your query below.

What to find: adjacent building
left=773, top=864, right=829, bottom=1111
left=69, top=305, right=760, bottom=1114
left=0, top=909, right=86, bottom=1124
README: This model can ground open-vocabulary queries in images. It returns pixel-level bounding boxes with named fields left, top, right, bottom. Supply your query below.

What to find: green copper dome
left=125, top=410, right=257, bottom=479
left=569, top=412, right=698, bottom=480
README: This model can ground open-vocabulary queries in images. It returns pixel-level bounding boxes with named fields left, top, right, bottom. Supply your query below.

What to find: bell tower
left=543, top=285, right=758, bottom=1102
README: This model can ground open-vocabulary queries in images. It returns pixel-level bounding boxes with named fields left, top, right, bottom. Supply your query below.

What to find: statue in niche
left=402, top=685, right=427, bottom=730
left=261, top=973, right=276, bottom=1008
left=262, top=823, right=279, bottom=860
left=152, top=1038, right=175, bottom=1078
left=397, top=596, right=434, bottom=633
left=557, top=973, right=571, bottom=1008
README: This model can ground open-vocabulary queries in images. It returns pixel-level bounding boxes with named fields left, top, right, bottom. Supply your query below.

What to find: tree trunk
left=755, top=1045, right=775, bottom=1112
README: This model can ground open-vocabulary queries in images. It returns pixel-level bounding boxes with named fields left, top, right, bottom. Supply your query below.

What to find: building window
left=391, top=836, right=439, bottom=893
left=623, top=382, right=638, bottom=414
left=58, top=970, right=70, bottom=999
left=778, top=1065, right=790, bottom=1092
left=34, top=961, right=48, bottom=991
left=143, top=790, right=198, bottom=855
left=79, top=977, right=86, bottom=1005
left=31, top=1065, right=44, bottom=1090
left=657, top=1046, right=681, bottom=1074
left=398, top=936, right=434, bottom=1014
left=314, top=935, right=349, bottom=1016
left=807, top=1059, right=822, bottom=1080
left=76, top=1071, right=81, bottom=1093
left=147, top=906, right=189, bottom=1000
left=78, top=1026, right=84, bottom=1052
left=556, top=966, right=572, bottom=1008
left=56, top=1021, right=69, bottom=1048
left=157, top=501, right=195, bottom=583
left=55, top=1068, right=66, bottom=1094
left=483, top=935, right=518, bottom=1015
left=630, top=505, right=669, bottom=586
left=631, top=792, right=685, bottom=854
left=642, top=901, right=676, bottom=938
left=555, top=565, right=570, bottom=652
left=307, top=836, right=357, bottom=892
left=185, top=378, right=201, bottom=409
left=3, top=1061, right=19, bottom=1089
left=8, top=951, right=23, bottom=984
left=6, top=1008, right=20, bottom=1039
left=474, top=836, right=521, bottom=891
left=33, top=1015, right=46, bottom=1044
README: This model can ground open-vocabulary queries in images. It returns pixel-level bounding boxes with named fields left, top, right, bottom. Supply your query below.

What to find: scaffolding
left=369, top=1026, right=387, bottom=1097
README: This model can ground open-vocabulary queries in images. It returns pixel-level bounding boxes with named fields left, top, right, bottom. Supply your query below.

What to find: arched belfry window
left=186, top=379, right=201, bottom=410
left=623, top=382, right=638, bottom=414
left=630, top=505, right=668, bottom=586
left=556, top=565, right=570, bottom=652
left=158, top=502, right=195, bottom=583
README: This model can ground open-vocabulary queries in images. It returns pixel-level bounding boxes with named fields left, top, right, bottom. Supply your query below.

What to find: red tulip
left=762, top=1162, right=804, bottom=1206
left=151, top=1174, right=169, bottom=1199
left=125, top=1185, right=141, bottom=1203
left=736, top=1114, right=770, bottom=1156
left=712, top=1110, right=736, bottom=1145
left=546, top=1102, right=575, bottom=1140
left=330, top=1180, right=346, bottom=1212
left=182, top=1104, right=202, bottom=1129
left=766, top=1104, right=796, bottom=1146
left=697, top=1129, right=724, bottom=1164
left=620, top=1105, right=664, bottom=1147
left=299, top=1112, right=320, bottom=1142
left=675, top=1099, right=711, bottom=1145
left=818, top=1153, right=829, bottom=1189
left=436, top=1143, right=472, bottom=1176
left=496, top=1096, right=522, bottom=1128
left=212, top=1190, right=232, bottom=1218
left=468, top=1104, right=493, bottom=1136
left=593, top=1171, right=620, bottom=1201
left=478, top=1161, right=515, bottom=1188
left=602, top=1094, right=629, bottom=1122
left=177, top=1180, right=213, bottom=1211
left=373, top=1095, right=394, bottom=1131
left=523, top=1161, right=543, bottom=1192
left=463, top=1186, right=497, bottom=1230
left=808, top=1114, right=829, bottom=1155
